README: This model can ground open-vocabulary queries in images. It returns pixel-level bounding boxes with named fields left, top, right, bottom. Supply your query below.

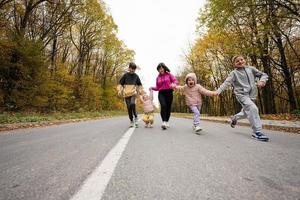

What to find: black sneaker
left=252, top=132, right=269, bottom=142
left=230, top=116, right=237, bottom=128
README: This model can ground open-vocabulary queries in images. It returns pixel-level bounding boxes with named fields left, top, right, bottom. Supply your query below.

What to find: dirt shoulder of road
left=0, top=117, right=113, bottom=132
left=0, top=111, right=127, bottom=132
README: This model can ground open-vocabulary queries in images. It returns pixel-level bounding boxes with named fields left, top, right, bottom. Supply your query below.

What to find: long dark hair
left=156, top=62, right=170, bottom=73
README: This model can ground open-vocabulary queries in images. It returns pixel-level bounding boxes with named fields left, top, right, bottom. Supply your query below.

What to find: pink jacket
left=140, top=92, right=155, bottom=113
left=177, top=73, right=215, bottom=106
left=150, top=72, right=177, bottom=91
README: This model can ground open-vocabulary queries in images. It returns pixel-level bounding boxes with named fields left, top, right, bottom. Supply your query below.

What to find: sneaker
left=149, top=124, right=153, bottom=128
left=165, top=122, right=170, bottom=128
left=193, top=125, right=202, bottom=133
left=252, top=132, right=269, bottom=142
left=129, top=121, right=134, bottom=127
left=144, top=123, right=149, bottom=128
left=134, top=117, right=139, bottom=128
left=161, top=122, right=167, bottom=130
left=230, top=116, right=237, bottom=128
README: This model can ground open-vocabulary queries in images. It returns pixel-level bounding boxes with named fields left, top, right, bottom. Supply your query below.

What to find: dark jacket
left=117, top=72, right=144, bottom=97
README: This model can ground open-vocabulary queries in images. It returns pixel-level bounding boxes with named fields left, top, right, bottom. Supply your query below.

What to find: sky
left=104, top=0, right=206, bottom=100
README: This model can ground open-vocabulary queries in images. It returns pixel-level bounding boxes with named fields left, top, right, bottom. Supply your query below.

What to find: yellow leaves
left=83, top=0, right=106, bottom=21
left=32, top=96, right=49, bottom=107
left=0, top=0, right=133, bottom=112
left=14, top=2, right=25, bottom=16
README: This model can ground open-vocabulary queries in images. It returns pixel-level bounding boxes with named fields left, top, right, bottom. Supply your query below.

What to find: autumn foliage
left=173, top=0, right=300, bottom=116
left=0, top=0, right=133, bottom=112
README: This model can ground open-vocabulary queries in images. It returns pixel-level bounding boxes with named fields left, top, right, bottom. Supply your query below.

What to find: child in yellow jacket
left=117, top=62, right=144, bottom=127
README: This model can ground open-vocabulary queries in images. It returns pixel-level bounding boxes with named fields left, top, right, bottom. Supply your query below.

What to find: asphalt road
left=0, top=115, right=299, bottom=200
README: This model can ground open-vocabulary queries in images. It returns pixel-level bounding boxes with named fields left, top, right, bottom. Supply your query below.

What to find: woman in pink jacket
left=150, top=63, right=177, bottom=130
left=176, top=73, right=217, bottom=133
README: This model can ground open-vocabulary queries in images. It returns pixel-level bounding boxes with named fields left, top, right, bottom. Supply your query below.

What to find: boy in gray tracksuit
left=216, top=55, right=269, bottom=141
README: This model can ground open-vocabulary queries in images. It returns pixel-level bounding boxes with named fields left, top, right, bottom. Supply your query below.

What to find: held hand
left=212, top=91, right=219, bottom=96
left=117, top=91, right=122, bottom=97
left=257, top=81, right=266, bottom=88
left=170, top=83, right=177, bottom=89
left=149, top=87, right=153, bottom=91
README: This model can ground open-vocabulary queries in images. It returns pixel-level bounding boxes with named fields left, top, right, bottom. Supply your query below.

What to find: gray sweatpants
left=234, top=95, right=262, bottom=133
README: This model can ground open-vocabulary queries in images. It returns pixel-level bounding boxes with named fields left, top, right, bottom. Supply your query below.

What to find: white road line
left=70, top=126, right=136, bottom=200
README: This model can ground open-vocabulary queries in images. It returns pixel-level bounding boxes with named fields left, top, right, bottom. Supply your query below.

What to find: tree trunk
left=270, top=0, right=297, bottom=111
left=249, top=1, right=276, bottom=114
left=50, top=35, right=57, bottom=75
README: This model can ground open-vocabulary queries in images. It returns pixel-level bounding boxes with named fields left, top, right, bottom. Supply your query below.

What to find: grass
left=0, top=111, right=127, bottom=124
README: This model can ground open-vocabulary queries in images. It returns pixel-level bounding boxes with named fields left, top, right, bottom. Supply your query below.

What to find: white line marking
left=70, top=127, right=136, bottom=200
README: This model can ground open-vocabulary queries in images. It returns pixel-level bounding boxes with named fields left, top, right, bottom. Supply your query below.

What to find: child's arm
left=198, top=85, right=217, bottom=96
left=150, top=90, right=154, bottom=100
left=139, top=95, right=144, bottom=103
left=150, top=77, right=158, bottom=91
left=136, top=76, right=144, bottom=95
left=175, top=85, right=184, bottom=91
left=216, top=71, right=235, bottom=94
left=169, top=73, right=178, bottom=89
left=250, top=67, right=268, bottom=88
left=117, top=74, right=126, bottom=96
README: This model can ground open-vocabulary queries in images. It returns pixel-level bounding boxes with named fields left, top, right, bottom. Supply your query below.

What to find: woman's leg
left=158, top=91, right=168, bottom=122
left=165, top=90, right=173, bottom=122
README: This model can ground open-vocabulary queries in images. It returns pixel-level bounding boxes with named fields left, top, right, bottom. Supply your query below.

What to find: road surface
left=0, top=115, right=299, bottom=200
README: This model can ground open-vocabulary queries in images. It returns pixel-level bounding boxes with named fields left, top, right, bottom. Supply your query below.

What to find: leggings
left=158, top=89, right=173, bottom=122
left=125, top=96, right=137, bottom=121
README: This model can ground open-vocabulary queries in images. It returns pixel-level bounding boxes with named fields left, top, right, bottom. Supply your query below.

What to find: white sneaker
left=194, top=125, right=202, bottom=133
left=149, top=124, right=153, bottom=128
left=144, top=124, right=149, bottom=128
left=165, top=122, right=170, bottom=128
left=134, top=117, right=138, bottom=127
left=161, top=122, right=167, bottom=130
left=130, top=121, right=134, bottom=127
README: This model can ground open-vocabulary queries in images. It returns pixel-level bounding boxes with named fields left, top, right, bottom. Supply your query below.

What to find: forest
left=173, top=0, right=300, bottom=116
left=1, top=0, right=299, bottom=117
left=0, top=0, right=133, bottom=112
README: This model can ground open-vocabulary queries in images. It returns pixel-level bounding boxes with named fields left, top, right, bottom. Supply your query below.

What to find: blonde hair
left=232, top=55, right=244, bottom=63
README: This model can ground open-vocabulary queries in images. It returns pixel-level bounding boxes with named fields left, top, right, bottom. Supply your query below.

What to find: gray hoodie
left=217, top=66, right=268, bottom=99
